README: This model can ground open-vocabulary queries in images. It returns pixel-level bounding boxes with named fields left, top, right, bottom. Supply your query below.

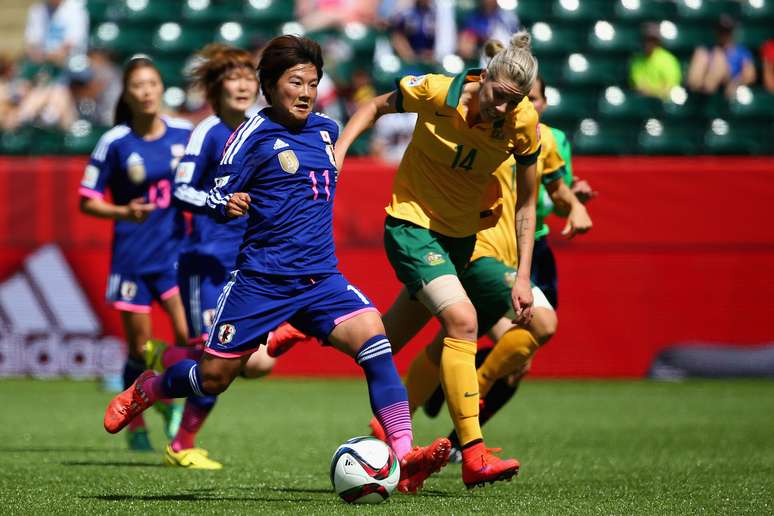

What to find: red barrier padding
left=1, top=156, right=773, bottom=377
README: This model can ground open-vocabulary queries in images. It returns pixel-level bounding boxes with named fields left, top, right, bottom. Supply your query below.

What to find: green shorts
left=383, top=216, right=476, bottom=297
left=460, top=256, right=516, bottom=337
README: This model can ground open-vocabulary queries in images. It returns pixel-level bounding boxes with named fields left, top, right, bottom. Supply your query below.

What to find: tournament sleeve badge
left=278, top=149, right=300, bottom=174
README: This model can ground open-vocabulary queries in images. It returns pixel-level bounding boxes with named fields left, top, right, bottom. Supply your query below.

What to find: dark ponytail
left=114, top=55, right=162, bottom=126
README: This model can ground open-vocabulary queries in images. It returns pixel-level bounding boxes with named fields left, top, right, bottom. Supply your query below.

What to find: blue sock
left=123, top=357, right=145, bottom=390
left=160, top=359, right=208, bottom=398
left=356, top=335, right=412, bottom=436
left=187, top=394, right=217, bottom=411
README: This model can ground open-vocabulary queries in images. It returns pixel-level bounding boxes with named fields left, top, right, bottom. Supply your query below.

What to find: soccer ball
left=330, top=436, right=400, bottom=504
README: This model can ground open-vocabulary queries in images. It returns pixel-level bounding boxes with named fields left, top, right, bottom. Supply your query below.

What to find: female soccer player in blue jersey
left=79, top=56, right=192, bottom=451
left=153, top=43, right=276, bottom=469
left=104, top=35, right=451, bottom=493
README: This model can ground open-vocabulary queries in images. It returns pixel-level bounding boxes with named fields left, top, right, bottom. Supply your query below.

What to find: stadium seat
left=0, top=128, right=33, bottom=155
left=703, top=119, right=764, bottom=154
left=598, top=87, right=663, bottom=120
left=531, top=23, right=587, bottom=55
left=114, top=0, right=184, bottom=25
left=561, top=54, right=623, bottom=87
left=86, top=0, right=112, bottom=24
left=534, top=56, right=564, bottom=84
left=243, top=0, right=295, bottom=26
left=152, top=22, right=209, bottom=56
left=515, top=0, right=552, bottom=24
left=588, top=20, right=640, bottom=54
left=571, top=118, right=637, bottom=154
left=63, top=123, right=107, bottom=156
left=551, top=0, right=615, bottom=22
left=638, top=119, right=699, bottom=155
left=613, top=0, right=678, bottom=22
left=741, top=0, right=774, bottom=20
left=544, top=87, right=598, bottom=121
left=181, top=0, right=239, bottom=25
left=728, top=87, right=774, bottom=121
left=675, top=0, right=741, bottom=21
left=90, top=22, right=150, bottom=57
left=737, top=23, right=771, bottom=50
left=342, top=24, right=379, bottom=58
left=660, top=22, right=714, bottom=55
left=212, top=21, right=254, bottom=50
left=154, top=57, right=186, bottom=88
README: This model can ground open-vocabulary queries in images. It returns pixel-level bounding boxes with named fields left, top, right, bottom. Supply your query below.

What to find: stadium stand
left=0, top=0, right=771, bottom=155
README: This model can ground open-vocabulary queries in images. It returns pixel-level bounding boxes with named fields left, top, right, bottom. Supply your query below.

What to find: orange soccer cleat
left=461, top=442, right=520, bottom=489
left=397, top=437, right=452, bottom=494
left=266, top=322, right=320, bottom=358
left=103, top=370, right=156, bottom=434
left=368, top=416, right=387, bottom=442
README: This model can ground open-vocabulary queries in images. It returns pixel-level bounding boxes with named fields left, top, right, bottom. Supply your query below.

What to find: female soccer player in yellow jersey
left=335, top=32, right=540, bottom=488
left=416, top=67, right=594, bottom=459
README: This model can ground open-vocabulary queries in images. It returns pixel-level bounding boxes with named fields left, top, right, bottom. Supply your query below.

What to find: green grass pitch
left=1, top=378, right=773, bottom=514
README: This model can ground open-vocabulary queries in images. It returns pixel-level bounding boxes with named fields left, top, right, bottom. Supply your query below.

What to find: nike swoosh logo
left=435, top=110, right=453, bottom=118
left=464, top=391, right=478, bottom=397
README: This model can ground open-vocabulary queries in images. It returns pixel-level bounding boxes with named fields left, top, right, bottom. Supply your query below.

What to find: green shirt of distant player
left=535, top=127, right=573, bottom=241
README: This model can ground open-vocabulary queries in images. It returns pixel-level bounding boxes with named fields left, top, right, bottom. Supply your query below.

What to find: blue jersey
left=173, top=114, right=245, bottom=268
left=206, top=110, right=340, bottom=276
left=79, top=116, right=192, bottom=275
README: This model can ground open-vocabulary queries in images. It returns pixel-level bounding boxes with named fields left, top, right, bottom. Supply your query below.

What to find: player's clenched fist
left=226, top=192, right=251, bottom=217
left=126, top=197, right=156, bottom=223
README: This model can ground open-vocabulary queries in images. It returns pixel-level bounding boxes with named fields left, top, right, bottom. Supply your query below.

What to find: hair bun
left=483, top=39, right=505, bottom=59
left=510, top=31, right=532, bottom=51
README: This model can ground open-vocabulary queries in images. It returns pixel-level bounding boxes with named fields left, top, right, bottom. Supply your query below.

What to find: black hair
left=114, top=55, right=163, bottom=126
left=257, top=35, right=323, bottom=105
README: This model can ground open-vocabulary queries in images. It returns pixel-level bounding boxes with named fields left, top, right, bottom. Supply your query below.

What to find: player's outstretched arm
left=335, top=91, right=399, bottom=170
left=512, top=160, right=537, bottom=325
left=546, top=180, right=593, bottom=239
left=79, top=196, right=155, bottom=223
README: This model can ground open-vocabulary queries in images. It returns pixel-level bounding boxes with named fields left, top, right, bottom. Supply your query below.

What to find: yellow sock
left=477, top=328, right=539, bottom=398
left=440, top=337, right=482, bottom=446
left=405, top=348, right=440, bottom=413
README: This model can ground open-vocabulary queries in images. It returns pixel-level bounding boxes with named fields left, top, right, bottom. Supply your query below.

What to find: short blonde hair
left=483, top=31, right=538, bottom=95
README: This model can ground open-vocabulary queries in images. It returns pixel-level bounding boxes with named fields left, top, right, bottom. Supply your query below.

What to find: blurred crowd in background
left=0, top=0, right=772, bottom=157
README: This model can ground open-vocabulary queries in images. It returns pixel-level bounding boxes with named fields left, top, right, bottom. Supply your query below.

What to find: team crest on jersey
left=120, top=281, right=138, bottom=300
left=218, top=323, right=236, bottom=344
left=127, top=152, right=146, bottom=184
left=424, top=252, right=446, bottom=266
left=81, top=164, right=99, bottom=188
left=202, top=309, right=216, bottom=329
left=214, top=175, right=230, bottom=188
left=406, top=75, right=426, bottom=87
left=503, top=271, right=517, bottom=288
left=278, top=150, right=299, bottom=174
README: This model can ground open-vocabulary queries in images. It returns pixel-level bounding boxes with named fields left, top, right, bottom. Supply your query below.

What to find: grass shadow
left=84, top=494, right=334, bottom=504
left=0, top=446, right=114, bottom=453
left=63, top=460, right=162, bottom=468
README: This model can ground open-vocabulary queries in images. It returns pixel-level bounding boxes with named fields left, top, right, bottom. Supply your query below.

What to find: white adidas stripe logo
left=273, top=138, right=289, bottom=150
left=0, top=245, right=123, bottom=379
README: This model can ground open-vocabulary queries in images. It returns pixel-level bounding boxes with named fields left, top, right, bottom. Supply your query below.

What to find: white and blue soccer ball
left=330, top=436, right=400, bottom=504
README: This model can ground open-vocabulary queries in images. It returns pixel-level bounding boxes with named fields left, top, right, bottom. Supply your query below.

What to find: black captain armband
left=515, top=145, right=541, bottom=166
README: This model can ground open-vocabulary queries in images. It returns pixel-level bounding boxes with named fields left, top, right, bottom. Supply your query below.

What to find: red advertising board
left=1, top=156, right=773, bottom=377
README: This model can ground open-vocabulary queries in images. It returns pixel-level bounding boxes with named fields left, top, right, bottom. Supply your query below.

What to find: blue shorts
left=105, top=269, right=179, bottom=313
left=178, top=254, right=231, bottom=342
left=205, top=271, right=379, bottom=358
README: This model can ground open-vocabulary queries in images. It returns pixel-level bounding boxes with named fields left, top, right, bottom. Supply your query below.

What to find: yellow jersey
left=386, top=70, right=541, bottom=238
left=471, top=123, right=565, bottom=268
